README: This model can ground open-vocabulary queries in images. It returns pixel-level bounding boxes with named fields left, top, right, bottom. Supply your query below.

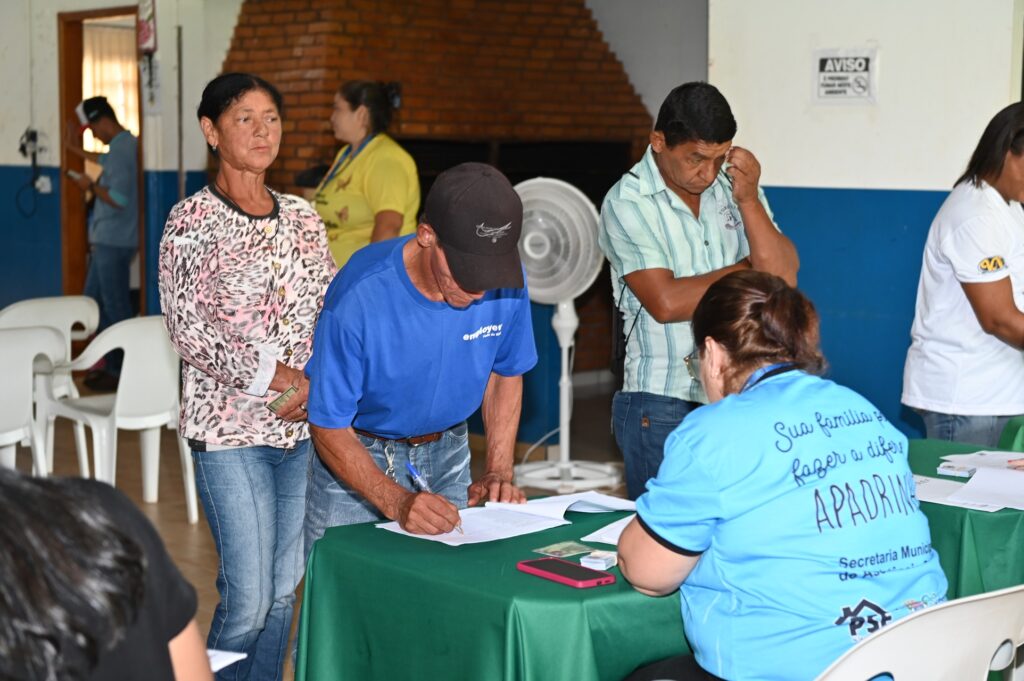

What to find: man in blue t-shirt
left=66, top=96, right=139, bottom=390
left=303, top=163, right=538, bottom=553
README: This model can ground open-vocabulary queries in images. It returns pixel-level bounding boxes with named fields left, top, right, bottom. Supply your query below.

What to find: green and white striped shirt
left=598, top=145, right=778, bottom=402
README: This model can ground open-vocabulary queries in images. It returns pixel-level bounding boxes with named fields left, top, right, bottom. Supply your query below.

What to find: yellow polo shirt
left=313, top=134, right=420, bottom=267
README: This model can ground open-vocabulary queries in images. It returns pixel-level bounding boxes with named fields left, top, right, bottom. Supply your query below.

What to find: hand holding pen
left=400, top=462, right=464, bottom=535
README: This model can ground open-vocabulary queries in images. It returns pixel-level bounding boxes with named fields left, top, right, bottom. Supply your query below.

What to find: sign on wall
left=814, top=48, right=877, bottom=104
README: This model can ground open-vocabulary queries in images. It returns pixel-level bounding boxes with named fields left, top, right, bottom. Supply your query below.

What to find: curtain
left=82, top=24, right=139, bottom=153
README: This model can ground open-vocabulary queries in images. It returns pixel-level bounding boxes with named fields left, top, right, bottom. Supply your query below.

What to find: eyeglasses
left=684, top=350, right=701, bottom=384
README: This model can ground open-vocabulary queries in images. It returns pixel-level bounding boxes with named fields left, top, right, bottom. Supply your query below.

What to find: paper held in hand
left=377, top=491, right=635, bottom=546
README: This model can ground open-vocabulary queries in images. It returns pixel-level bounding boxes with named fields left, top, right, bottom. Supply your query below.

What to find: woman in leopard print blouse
left=158, top=73, right=335, bottom=681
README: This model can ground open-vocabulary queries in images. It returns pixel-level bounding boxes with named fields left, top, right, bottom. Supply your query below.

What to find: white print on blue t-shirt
left=463, top=324, right=502, bottom=341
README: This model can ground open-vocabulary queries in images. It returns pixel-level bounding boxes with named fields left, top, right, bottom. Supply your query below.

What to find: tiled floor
left=13, top=379, right=623, bottom=678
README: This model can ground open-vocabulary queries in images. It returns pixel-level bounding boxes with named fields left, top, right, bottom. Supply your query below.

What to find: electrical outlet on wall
left=34, top=175, right=52, bottom=194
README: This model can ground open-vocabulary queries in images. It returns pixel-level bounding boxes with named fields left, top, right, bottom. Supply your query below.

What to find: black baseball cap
left=75, top=96, right=117, bottom=131
left=422, top=162, right=524, bottom=291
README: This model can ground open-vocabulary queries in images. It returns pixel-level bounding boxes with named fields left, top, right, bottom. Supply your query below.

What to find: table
left=296, top=441, right=1024, bottom=680
left=295, top=510, right=687, bottom=681
left=909, top=439, right=1024, bottom=598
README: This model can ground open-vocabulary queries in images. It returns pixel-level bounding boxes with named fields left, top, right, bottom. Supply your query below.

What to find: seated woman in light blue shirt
left=618, top=270, right=948, bottom=681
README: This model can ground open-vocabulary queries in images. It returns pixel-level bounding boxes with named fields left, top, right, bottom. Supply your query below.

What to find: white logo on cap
left=476, top=222, right=512, bottom=243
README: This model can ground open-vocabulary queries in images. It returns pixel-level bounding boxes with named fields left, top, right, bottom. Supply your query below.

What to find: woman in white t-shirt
left=903, top=102, right=1024, bottom=446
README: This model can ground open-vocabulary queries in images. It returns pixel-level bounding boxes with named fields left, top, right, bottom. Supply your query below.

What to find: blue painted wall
left=0, top=165, right=63, bottom=308
left=763, top=185, right=949, bottom=439
left=143, top=170, right=207, bottom=314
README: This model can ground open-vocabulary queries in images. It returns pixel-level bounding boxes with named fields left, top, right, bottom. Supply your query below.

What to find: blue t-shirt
left=638, top=368, right=948, bottom=681
left=306, top=236, right=538, bottom=438
left=90, top=130, right=139, bottom=248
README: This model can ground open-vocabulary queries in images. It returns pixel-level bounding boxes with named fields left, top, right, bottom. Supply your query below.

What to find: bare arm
left=962, top=278, right=1024, bottom=350
left=370, top=209, right=403, bottom=242
left=168, top=619, right=213, bottom=681
left=469, top=372, right=527, bottom=506
left=617, top=517, right=700, bottom=597
left=310, top=424, right=461, bottom=534
left=624, top=260, right=751, bottom=323
left=727, top=146, right=799, bottom=286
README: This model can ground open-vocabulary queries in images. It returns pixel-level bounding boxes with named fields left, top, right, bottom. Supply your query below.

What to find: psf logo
left=978, top=256, right=1006, bottom=273
left=463, top=324, right=503, bottom=341
left=834, top=599, right=892, bottom=640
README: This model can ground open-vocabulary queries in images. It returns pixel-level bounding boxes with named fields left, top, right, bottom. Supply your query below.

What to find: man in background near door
left=598, top=82, right=799, bottom=500
left=66, top=96, right=139, bottom=392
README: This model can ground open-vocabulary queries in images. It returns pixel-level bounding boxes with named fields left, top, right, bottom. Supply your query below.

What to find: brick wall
left=223, top=0, right=654, bottom=372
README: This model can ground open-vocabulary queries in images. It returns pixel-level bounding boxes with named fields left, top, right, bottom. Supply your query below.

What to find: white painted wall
left=586, top=0, right=708, bottom=118
left=709, top=0, right=1024, bottom=190
left=0, top=0, right=242, bottom=171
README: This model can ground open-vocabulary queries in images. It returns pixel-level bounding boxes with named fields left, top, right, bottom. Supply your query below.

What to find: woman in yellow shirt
left=314, top=81, right=420, bottom=267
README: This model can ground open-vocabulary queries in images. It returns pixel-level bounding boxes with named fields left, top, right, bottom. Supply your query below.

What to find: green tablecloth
left=295, top=510, right=687, bottom=681
left=296, top=440, right=1024, bottom=680
left=909, top=439, right=1024, bottom=598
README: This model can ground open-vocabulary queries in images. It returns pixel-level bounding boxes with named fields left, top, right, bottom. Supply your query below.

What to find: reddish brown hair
left=693, top=270, right=826, bottom=394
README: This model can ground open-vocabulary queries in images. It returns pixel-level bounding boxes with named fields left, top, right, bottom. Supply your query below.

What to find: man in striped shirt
left=598, top=82, right=799, bottom=499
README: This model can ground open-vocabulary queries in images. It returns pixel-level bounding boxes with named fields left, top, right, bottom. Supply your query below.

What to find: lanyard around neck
left=740, top=362, right=797, bottom=393
left=322, top=133, right=376, bottom=187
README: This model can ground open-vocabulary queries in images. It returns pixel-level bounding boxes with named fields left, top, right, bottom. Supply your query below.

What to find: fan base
left=514, top=461, right=621, bottom=494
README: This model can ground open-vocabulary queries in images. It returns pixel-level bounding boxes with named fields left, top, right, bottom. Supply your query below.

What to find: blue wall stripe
left=0, top=166, right=63, bottom=308
left=763, top=185, right=949, bottom=439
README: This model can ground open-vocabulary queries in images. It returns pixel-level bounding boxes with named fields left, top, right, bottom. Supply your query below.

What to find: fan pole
left=514, top=302, right=621, bottom=493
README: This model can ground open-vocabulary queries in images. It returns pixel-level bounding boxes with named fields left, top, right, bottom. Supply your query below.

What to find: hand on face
left=725, top=146, right=762, bottom=204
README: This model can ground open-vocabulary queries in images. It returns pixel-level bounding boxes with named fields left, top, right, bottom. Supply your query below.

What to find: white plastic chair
left=0, top=295, right=98, bottom=475
left=816, top=583, right=1024, bottom=680
left=0, top=326, right=66, bottom=476
left=37, top=316, right=199, bottom=524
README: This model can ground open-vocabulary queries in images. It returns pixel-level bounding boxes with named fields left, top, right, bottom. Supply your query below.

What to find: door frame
left=58, top=6, right=145, bottom=310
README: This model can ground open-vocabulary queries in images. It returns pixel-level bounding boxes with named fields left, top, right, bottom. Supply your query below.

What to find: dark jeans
left=612, top=391, right=701, bottom=500
left=83, top=244, right=135, bottom=374
left=624, top=654, right=723, bottom=681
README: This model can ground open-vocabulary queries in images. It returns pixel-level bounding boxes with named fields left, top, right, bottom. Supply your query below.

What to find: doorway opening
left=58, top=6, right=144, bottom=312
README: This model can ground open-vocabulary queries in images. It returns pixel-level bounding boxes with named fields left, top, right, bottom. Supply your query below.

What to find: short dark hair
left=338, top=81, right=402, bottom=135
left=655, top=82, right=737, bottom=147
left=197, top=73, right=284, bottom=154
left=956, top=102, right=1024, bottom=188
left=693, top=270, right=826, bottom=394
left=0, top=469, right=144, bottom=679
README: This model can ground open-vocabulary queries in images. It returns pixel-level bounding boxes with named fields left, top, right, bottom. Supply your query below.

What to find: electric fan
left=513, top=177, right=621, bottom=492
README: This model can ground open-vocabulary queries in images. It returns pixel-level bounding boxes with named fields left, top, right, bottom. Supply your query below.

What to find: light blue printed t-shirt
left=89, top=130, right=139, bottom=248
left=637, top=368, right=948, bottom=681
left=306, top=236, right=538, bottom=439
left=598, top=145, right=778, bottom=402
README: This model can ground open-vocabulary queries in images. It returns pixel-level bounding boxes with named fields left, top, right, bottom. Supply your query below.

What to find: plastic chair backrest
left=0, top=296, right=99, bottom=357
left=0, top=327, right=66, bottom=436
left=815, top=584, right=1024, bottom=680
left=75, top=316, right=179, bottom=421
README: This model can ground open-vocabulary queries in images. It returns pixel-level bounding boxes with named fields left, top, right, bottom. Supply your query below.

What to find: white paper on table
left=580, top=513, right=636, bottom=545
left=947, top=467, right=1024, bottom=511
left=208, top=650, right=247, bottom=673
left=940, top=450, right=1021, bottom=470
left=912, top=475, right=1003, bottom=512
left=377, top=506, right=569, bottom=546
left=487, top=491, right=635, bottom=520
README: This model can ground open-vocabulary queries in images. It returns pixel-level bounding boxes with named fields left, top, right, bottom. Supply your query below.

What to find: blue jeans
left=83, top=244, right=135, bottom=374
left=613, top=391, right=701, bottom=500
left=303, top=422, right=472, bottom=560
left=917, top=410, right=1015, bottom=449
left=193, top=440, right=311, bottom=681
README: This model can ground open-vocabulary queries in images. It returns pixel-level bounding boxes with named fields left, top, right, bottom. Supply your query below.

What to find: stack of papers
left=377, top=491, right=635, bottom=546
left=916, top=450, right=1024, bottom=512
left=580, top=514, right=635, bottom=545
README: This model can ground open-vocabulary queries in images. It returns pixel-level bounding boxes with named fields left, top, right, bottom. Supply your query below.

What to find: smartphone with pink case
left=516, top=557, right=616, bottom=588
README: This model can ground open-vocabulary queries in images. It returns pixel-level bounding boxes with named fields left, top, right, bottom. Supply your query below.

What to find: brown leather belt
left=353, top=427, right=445, bottom=447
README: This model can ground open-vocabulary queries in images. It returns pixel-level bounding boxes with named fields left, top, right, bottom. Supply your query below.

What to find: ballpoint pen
left=406, top=461, right=463, bottom=534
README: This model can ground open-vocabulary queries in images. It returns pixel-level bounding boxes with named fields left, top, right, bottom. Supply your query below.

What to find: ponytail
left=338, top=80, right=402, bottom=134
left=693, top=270, right=826, bottom=394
